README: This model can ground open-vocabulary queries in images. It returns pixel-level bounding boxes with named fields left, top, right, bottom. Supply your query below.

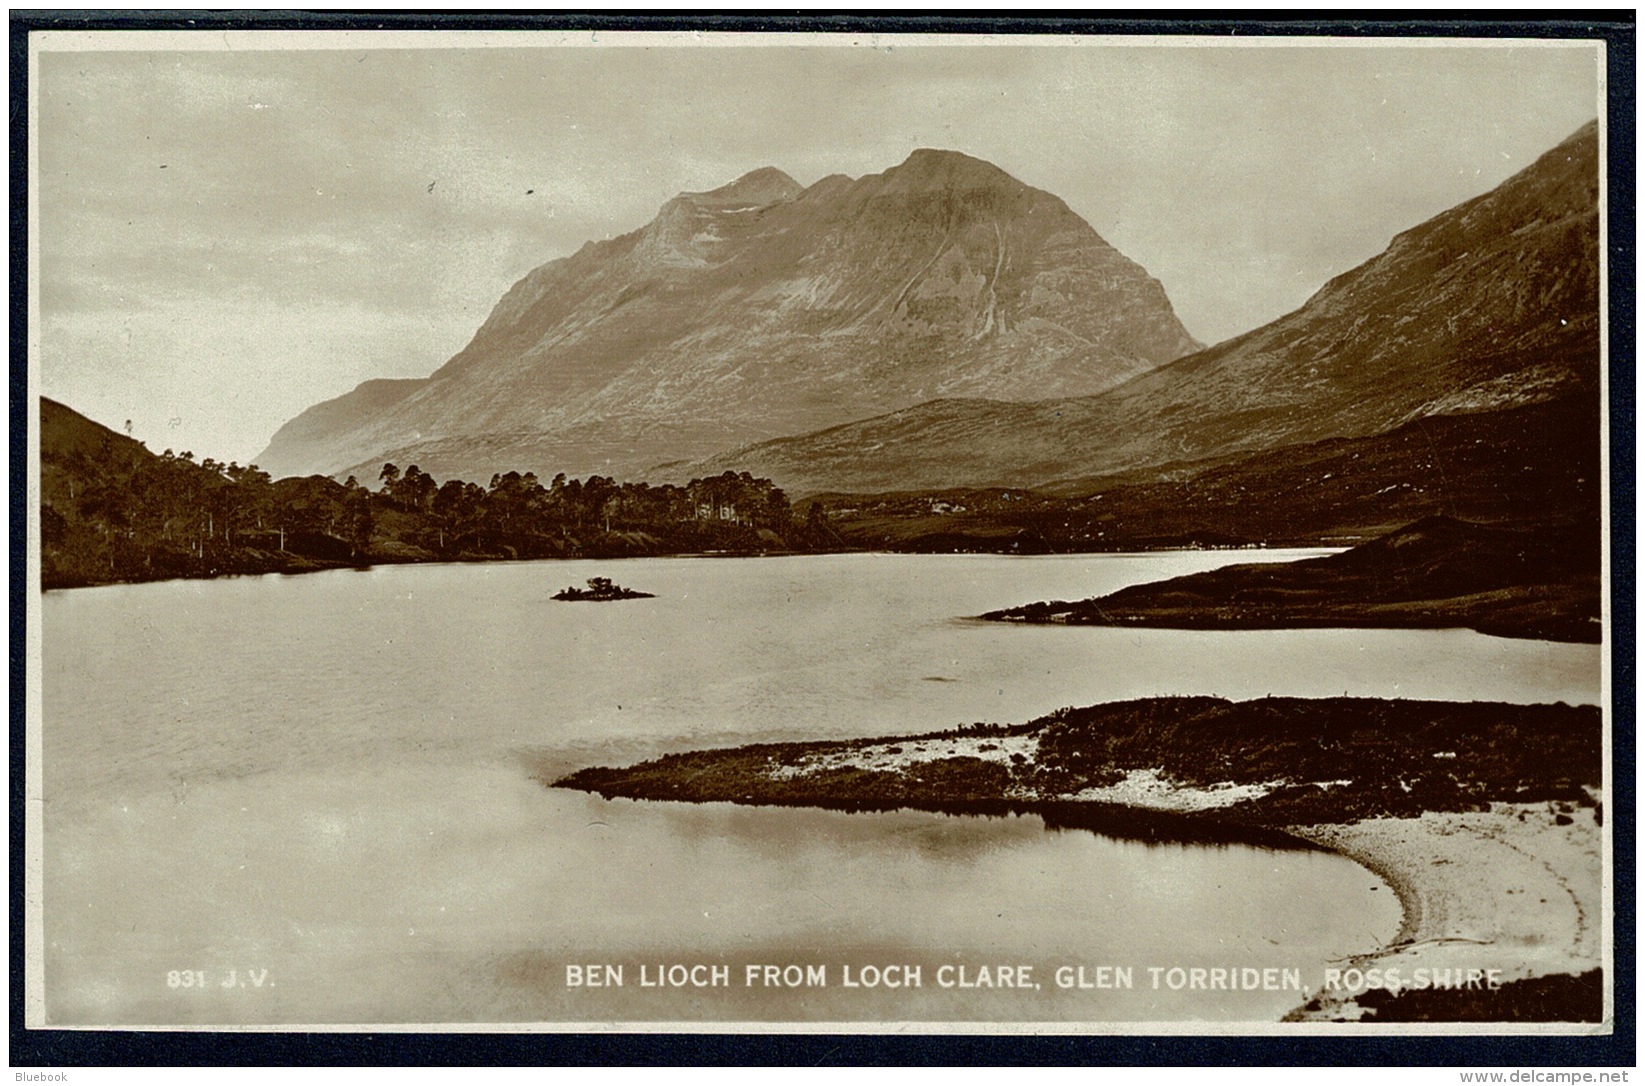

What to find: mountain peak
left=688, top=166, right=802, bottom=206
left=882, top=148, right=1021, bottom=191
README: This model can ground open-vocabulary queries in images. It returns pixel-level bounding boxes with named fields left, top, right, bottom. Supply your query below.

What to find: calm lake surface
left=41, top=552, right=1600, bottom=1024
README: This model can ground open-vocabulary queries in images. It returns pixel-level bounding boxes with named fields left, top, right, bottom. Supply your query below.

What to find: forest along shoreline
left=41, top=399, right=1600, bottom=654
left=555, top=696, right=1604, bottom=1024
left=41, top=397, right=838, bottom=590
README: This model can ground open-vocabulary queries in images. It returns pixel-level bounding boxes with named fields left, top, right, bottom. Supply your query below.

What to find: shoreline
left=39, top=538, right=1364, bottom=595
left=37, top=541, right=1342, bottom=594
left=555, top=696, right=1604, bottom=1023
left=37, top=546, right=838, bottom=593
left=1284, top=804, right=1603, bottom=1022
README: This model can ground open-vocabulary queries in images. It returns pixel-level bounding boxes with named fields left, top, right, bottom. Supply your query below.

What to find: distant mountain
left=257, top=150, right=1201, bottom=482
left=698, top=121, right=1600, bottom=495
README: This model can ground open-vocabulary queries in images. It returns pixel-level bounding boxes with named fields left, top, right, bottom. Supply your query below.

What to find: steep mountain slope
left=698, top=121, right=1600, bottom=494
left=257, top=151, right=1200, bottom=481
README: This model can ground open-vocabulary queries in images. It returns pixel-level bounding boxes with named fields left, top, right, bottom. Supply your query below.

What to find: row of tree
left=41, top=421, right=833, bottom=588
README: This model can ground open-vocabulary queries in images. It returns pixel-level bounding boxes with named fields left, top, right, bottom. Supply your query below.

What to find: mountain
left=697, top=121, right=1601, bottom=495
left=256, top=150, right=1201, bottom=481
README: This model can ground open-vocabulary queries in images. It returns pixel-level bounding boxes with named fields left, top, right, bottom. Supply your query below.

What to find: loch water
left=40, top=552, right=1600, bottom=1024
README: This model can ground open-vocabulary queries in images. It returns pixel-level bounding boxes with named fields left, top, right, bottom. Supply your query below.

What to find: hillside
left=257, top=150, right=1200, bottom=482
left=806, top=393, right=1600, bottom=552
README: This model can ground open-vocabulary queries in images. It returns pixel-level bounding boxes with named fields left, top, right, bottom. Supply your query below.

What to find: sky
left=33, top=31, right=1603, bottom=464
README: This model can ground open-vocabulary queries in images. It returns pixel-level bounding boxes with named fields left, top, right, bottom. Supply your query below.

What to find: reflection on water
left=41, top=553, right=1596, bottom=1024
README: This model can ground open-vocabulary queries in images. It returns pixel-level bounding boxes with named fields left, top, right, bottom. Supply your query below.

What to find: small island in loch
left=557, top=695, right=1604, bottom=1023
left=552, top=577, right=655, bottom=602
left=981, top=516, right=1600, bottom=644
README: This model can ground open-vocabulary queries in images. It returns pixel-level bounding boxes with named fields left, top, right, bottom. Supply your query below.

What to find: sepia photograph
left=22, top=23, right=1619, bottom=1043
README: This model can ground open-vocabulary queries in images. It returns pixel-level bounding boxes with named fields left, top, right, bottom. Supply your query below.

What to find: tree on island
left=553, top=576, right=654, bottom=601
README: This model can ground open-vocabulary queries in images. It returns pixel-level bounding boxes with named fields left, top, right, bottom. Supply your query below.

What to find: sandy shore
left=1287, top=801, right=1603, bottom=1021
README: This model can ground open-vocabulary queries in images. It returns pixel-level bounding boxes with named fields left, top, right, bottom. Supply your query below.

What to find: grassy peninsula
left=558, top=697, right=1599, bottom=827
left=981, top=516, right=1600, bottom=644
left=558, top=696, right=1605, bottom=1023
